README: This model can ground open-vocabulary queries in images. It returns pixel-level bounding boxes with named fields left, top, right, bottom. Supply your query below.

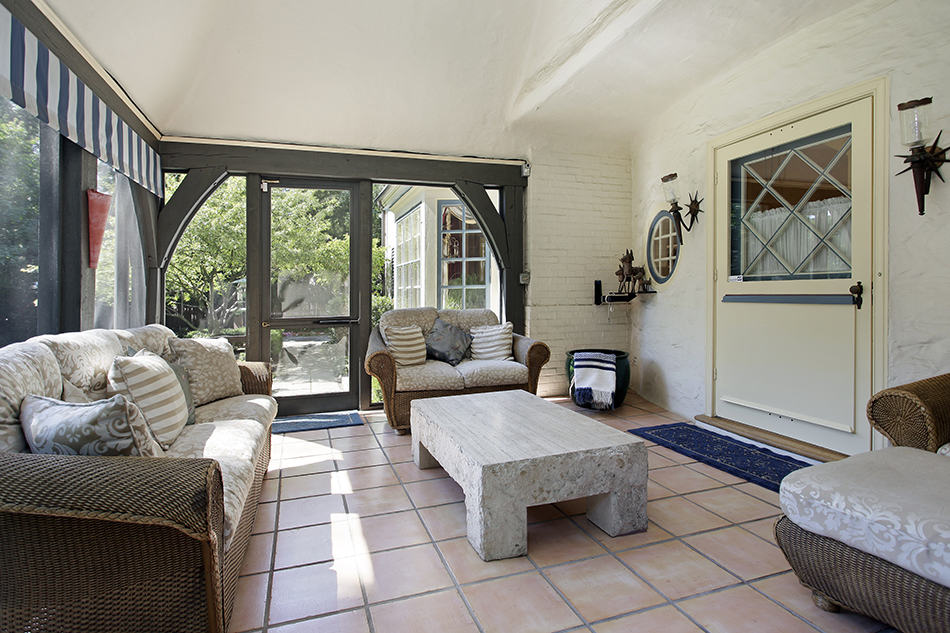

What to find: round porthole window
left=647, top=210, right=680, bottom=284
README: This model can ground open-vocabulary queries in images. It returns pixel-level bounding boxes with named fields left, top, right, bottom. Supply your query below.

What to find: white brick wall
left=523, top=149, right=633, bottom=396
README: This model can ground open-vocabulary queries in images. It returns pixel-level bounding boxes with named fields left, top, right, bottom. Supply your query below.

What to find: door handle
left=849, top=281, right=863, bottom=309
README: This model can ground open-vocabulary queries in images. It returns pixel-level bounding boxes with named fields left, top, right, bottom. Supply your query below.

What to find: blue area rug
left=628, top=423, right=812, bottom=492
left=271, top=411, right=363, bottom=434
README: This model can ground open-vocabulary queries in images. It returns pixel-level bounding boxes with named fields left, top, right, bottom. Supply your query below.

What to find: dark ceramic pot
left=565, top=348, right=631, bottom=409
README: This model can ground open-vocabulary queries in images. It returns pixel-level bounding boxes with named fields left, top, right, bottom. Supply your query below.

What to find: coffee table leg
left=412, top=438, right=440, bottom=469
left=587, top=484, right=648, bottom=537
left=466, top=495, right=527, bottom=561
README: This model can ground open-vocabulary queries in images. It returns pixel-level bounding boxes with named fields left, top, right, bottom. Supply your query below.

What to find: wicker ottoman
left=775, top=448, right=950, bottom=633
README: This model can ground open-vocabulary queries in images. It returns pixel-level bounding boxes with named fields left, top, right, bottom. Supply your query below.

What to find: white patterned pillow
left=167, top=338, right=243, bottom=407
left=108, top=350, right=189, bottom=449
left=470, top=322, right=514, bottom=361
left=20, top=394, right=164, bottom=457
left=938, top=442, right=950, bottom=457
left=384, top=325, right=427, bottom=367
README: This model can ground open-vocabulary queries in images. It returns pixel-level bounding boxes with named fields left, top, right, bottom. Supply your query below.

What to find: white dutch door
left=713, top=97, right=873, bottom=455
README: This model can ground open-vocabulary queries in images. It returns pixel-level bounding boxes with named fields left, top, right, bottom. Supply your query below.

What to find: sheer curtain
left=93, top=173, right=146, bottom=329
left=743, top=196, right=851, bottom=277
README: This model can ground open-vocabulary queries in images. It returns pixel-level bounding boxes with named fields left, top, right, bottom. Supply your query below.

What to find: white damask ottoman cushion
left=780, top=447, right=950, bottom=587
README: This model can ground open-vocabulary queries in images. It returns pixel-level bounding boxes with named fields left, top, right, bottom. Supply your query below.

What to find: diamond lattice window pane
left=772, top=153, right=822, bottom=209
left=745, top=151, right=789, bottom=184
left=771, top=218, right=820, bottom=272
left=799, top=243, right=850, bottom=275
left=730, top=124, right=852, bottom=280
left=800, top=134, right=849, bottom=170
left=746, top=250, right=788, bottom=277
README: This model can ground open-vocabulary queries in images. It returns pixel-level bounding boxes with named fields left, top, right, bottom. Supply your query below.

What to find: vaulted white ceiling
left=43, top=0, right=861, bottom=157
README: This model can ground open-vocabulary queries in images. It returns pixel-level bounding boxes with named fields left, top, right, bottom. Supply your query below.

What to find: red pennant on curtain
left=86, top=189, right=112, bottom=268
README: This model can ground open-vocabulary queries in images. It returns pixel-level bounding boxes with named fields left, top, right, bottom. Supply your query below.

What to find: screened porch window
left=0, top=98, right=41, bottom=345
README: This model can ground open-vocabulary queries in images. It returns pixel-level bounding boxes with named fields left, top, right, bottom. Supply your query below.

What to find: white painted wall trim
left=704, top=77, right=889, bottom=420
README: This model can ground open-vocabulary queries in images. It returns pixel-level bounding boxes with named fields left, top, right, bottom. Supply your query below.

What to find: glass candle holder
left=660, top=172, right=678, bottom=204
left=898, top=97, right=932, bottom=148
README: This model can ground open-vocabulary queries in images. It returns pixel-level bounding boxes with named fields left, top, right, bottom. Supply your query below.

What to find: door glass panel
left=270, top=186, right=351, bottom=317
left=443, top=261, right=463, bottom=285
left=730, top=124, right=852, bottom=280
left=442, top=287, right=463, bottom=309
left=465, top=288, right=486, bottom=308
left=270, top=327, right=349, bottom=397
left=442, top=205, right=463, bottom=230
left=466, top=233, right=485, bottom=258
left=465, top=260, right=486, bottom=285
left=442, top=233, right=462, bottom=258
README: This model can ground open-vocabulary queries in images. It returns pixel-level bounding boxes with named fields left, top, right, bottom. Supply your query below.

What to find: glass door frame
left=247, top=176, right=369, bottom=415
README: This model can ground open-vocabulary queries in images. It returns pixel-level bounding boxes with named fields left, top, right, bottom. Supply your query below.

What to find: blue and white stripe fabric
left=0, top=5, right=162, bottom=197
left=572, top=351, right=617, bottom=410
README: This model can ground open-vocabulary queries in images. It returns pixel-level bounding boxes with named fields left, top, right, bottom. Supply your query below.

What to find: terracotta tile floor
left=229, top=398, right=894, bottom=633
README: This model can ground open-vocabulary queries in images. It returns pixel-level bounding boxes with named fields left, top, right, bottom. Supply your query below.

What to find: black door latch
left=850, top=281, right=863, bottom=309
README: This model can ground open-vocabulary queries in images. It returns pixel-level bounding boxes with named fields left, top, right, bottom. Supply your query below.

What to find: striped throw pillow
left=470, top=322, right=514, bottom=361
left=384, top=325, right=427, bottom=366
left=108, top=350, right=189, bottom=449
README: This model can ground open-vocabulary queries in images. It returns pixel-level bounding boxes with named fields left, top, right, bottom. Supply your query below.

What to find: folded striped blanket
left=571, top=351, right=616, bottom=410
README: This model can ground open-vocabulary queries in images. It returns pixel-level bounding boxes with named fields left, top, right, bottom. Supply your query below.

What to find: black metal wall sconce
left=896, top=97, right=948, bottom=215
left=594, top=250, right=654, bottom=304
left=660, top=173, right=703, bottom=244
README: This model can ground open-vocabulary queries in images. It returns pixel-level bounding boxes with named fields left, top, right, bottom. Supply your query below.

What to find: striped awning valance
left=0, top=5, right=162, bottom=196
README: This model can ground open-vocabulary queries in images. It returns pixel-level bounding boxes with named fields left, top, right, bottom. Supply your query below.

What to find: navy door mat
left=272, top=411, right=363, bottom=433
left=628, top=422, right=812, bottom=492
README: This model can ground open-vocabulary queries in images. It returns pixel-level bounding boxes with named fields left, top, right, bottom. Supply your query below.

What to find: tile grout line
left=380, top=416, right=489, bottom=633
left=247, top=409, right=861, bottom=633
left=555, top=510, right=716, bottom=633
left=328, top=425, right=378, bottom=633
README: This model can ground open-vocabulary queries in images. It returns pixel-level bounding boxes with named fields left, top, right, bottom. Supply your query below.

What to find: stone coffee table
left=411, top=390, right=647, bottom=561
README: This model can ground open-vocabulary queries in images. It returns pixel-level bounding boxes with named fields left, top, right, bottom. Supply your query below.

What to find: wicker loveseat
left=775, top=373, right=950, bottom=633
left=365, top=308, right=550, bottom=433
left=0, top=324, right=276, bottom=633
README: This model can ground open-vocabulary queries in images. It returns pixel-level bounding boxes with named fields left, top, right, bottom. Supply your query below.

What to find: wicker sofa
left=0, top=324, right=276, bottom=633
left=775, top=373, right=950, bottom=633
left=365, top=308, right=550, bottom=433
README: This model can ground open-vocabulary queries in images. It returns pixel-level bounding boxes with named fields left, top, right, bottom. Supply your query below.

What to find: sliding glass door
left=251, top=178, right=361, bottom=414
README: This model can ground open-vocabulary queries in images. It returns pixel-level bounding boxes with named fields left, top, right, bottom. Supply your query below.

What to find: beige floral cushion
left=780, top=447, right=950, bottom=587
left=0, top=341, right=63, bottom=453
left=32, top=329, right=123, bottom=396
left=395, top=360, right=465, bottom=391
left=20, top=394, right=164, bottom=457
left=114, top=324, right=176, bottom=357
left=436, top=308, right=499, bottom=333
left=194, top=393, right=278, bottom=428
left=455, top=359, right=528, bottom=389
left=167, top=338, right=243, bottom=407
left=108, top=351, right=189, bottom=449
left=379, top=308, right=438, bottom=345
left=165, top=417, right=269, bottom=549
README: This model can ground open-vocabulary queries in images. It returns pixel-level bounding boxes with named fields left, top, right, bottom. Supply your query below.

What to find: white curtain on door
left=742, top=196, right=851, bottom=277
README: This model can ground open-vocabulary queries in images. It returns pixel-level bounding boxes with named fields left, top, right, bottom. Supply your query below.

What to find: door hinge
left=713, top=268, right=718, bottom=282
left=261, top=179, right=279, bottom=192
left=713, top=367, right=718, bottom=381
left=714, top=171, right=719, bottom=185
